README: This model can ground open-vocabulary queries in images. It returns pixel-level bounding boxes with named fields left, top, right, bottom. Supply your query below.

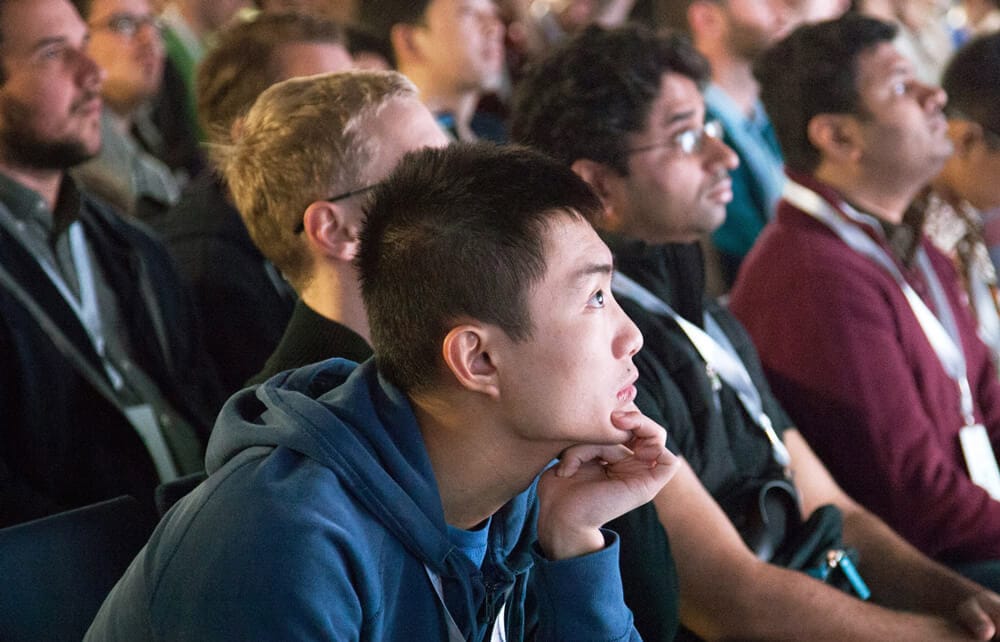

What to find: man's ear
left=808, top=113, right=863, bottom=165
left=571, top=158, right=626, bottom=229
left=390, top=23, right=423, bottom=65
left=570, top=158, right=621, bottom=202
left=441, top=324, right=500, bottom=398
left=949, top=120, right=979, bottom=159
left=301, top=201, right=361, bottom=262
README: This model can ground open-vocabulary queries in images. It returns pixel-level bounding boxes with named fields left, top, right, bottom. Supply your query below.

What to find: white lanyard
left=423, top=564, right=507, bottom=642
left=784, top=180, right=976, bottom=425
left=0, top=207, right=126, bottom=391
left=613, top=271, right=791, bottom=468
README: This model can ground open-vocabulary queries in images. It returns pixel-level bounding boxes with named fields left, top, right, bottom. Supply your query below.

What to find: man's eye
left=588, top=289, right=606, bottom=308
left=891, top=81, right=907, bottom=97
left=674, top=129, right=699, bottom=154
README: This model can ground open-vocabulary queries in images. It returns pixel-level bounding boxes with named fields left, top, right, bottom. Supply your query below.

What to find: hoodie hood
left=207, top=358, right=536, bottom=603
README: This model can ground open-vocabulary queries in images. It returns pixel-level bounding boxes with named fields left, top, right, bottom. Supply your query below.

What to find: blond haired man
left=223, top=70, right=450, bottom=381
left=150, top=12, right=352, bottom=394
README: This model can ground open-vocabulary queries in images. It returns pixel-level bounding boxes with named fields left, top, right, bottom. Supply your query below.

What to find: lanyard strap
left=783, top=180, right=976, bottom=425
left=423, top=564, right=508, bottom=642
left=0, top=258, right=178, bottom=481
left=613, top=271, right=791, bottom=468
left=0, top=206, right=126, bottom=391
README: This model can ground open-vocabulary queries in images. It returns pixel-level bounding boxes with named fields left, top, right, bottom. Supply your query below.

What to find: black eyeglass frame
left=624, top=119, right=725, bottom=156
left=293, top=184, right=378, bottom=234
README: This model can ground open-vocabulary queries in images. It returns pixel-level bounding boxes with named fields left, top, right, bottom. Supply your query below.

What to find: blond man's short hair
left=215, top=70, right=418, bottom=290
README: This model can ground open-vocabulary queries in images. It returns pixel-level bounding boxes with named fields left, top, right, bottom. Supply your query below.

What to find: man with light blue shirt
left=655, top=0, right=846, bottom=286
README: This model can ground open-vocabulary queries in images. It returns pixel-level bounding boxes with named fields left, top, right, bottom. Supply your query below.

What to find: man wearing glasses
left=70, top=0, right=180, bottom=217
left=513, top=23, right=1000, bottom=641
left=0, top=0, right=220, bottom=525
left=226, top=70, right=449, bottom=384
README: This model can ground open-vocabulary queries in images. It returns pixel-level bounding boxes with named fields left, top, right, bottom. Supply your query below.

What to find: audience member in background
left=855, top=0, right=954, bottom=83
left=786, top=0, right=851, bottom=22
left=161, top=0, right=248, bottom=96
left=507, top=0, right=637, bottom=49
left=157, top=0, right=250, bottom=146
left=0, top=0, right=221, bottom=527
left=915, top=32, right=1000, bottom=365
left=70, top=0, right=182, bottom=217
left=255, top=0, right=356, bottom=23
left=957, top=0, right=1000, bottom=40
left=233, top=71, right=448, bottom=383
left=514, top=22, right=1000, bottom=641
left=150, top=13, right=352, bottom=396
left=359, top=0, right=507, bottom=142
left=730, top=14, right=1000, bottom=592
left=655, top=0, right=793, bottom=290
left=87, top=131, right=678, bottom=640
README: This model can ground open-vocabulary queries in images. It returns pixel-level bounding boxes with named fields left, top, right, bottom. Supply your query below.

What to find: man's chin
left=20, top=140, right=98, bottom=171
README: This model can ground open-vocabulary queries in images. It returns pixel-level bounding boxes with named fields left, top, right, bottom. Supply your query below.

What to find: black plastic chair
left=0, top=495, right=155, bottom=642
left=154, top=470, right=208, bottom=517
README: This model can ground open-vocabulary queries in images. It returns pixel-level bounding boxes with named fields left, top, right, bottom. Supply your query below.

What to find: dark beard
left=0, top=96, right=97, bottom=170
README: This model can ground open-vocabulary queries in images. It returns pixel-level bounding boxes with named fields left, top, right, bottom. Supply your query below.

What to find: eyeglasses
left=91, top=13, right=163, bottom=39
left=293, top=184, right=377, bottom=234
left=626, top=120, right=724, bottom=157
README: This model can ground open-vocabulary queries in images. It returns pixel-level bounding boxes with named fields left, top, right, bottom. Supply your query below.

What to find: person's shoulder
left=150, top=447, right=393, bottom=599
left=95, top=451, right=391, bottom=639
left=153, top=173, right=241, bottom=242
left=80, top=191, right=165, bottom=250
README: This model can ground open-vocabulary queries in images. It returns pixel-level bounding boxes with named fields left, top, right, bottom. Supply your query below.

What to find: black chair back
left=0, top=495, right=154, bottom=642
left=154, top=470, right=208, bottom=517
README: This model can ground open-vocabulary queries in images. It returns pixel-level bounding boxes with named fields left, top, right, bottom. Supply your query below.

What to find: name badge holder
left=783, top=180, right=1000, bottom=497
left=612, top=271, right=791, bottom=470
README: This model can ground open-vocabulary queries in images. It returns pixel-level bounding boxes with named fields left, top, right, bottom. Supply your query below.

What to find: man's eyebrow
left=29, top=36, right=67, bottom=53
left=887, top=63, right=913, bottom=78
left=572, top=261, right=614, bottom=284
left=661, top=109, right=697, bottom=128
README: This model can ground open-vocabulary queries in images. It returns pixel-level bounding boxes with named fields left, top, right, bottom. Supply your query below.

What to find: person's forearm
left=654, top=462, right=973, bottom=641
left=842, top=505, right=987, bottom=616
left=681, top=556, right=967, bottom=642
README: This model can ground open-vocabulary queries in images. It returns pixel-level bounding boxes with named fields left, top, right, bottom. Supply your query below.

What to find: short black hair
left=358, top=142, right=605, bottom=393
left=943, top=32, right=1000, bottom=140
left=754, top=13, right=897, bottom=174
left=68, top=0, right=93, bottom=19
left=652, top=0, right=701, bottom=33
left=356, top=0, right=431, bottom=66
left=511, top=23, right=709, bottom=175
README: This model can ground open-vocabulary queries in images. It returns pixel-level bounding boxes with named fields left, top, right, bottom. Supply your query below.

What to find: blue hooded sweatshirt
left=86, top=359, right=641, bottom=641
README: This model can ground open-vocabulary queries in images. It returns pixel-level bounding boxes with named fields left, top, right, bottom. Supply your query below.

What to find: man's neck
left=412, top=393, right=557, bottom=530
left=300, top=267, right=371, bottom=343
left=174, top=1, right=210, bottom=41
left=705, top=49, right=759, bottom=117
left=812, top=165, right=917, bottom=224
left=0, top=162, right=63, bottom=211
left=402, top=66, right=481, bottom=140
left=105, top=105, right=134, bottom=134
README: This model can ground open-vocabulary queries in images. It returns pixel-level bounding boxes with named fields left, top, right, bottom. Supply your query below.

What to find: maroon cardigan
left=730, top=173, right=1000, bottom=564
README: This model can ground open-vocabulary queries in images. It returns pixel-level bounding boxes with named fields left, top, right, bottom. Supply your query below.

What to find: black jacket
left=150, top=171, right=295, bottom=396
left=0, top=181, right=223, bottom=526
